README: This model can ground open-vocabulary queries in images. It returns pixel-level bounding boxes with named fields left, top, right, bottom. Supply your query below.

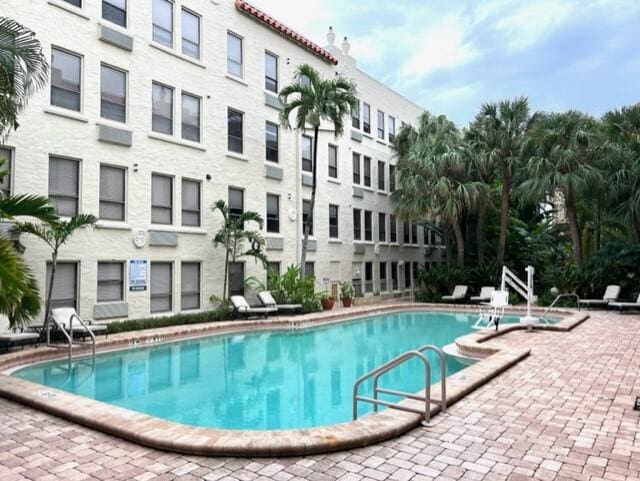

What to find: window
left=181, top=179, right=200, bottom=227
left=380, top=262, right=387, bottom=292
left=103, top=0, right=126, bottom=28
left=152, top=82, right=173, bottom=135
left=100, top=64, right=126, bottom=123
left=181, top=8, right=200, bottom=59
left=412, top=262, right=419, bottom=287
left=265, top=51, right=278, bottom=93
left=304, top=262, right=315, bottom=279
left=181, top=262, right=200, bottom=310
left=152, top=0, right=173, bottom=47
left=181, top=93, right=201, bottom=142
left=377, top=161, right=385, bottom=191
left=389, top=164, right=396, bottom=192
left=63, top=0, right=81, bottom=6
left=391, top=262, right=398, bottom=290
left=51, top=48, right=81, bottom=111
left=378, top=213, right=386, bottom=242
left=390, top=214, right=397, bottom=243
left=227, top=108, right=243, bottom=153
left=151, top=174, right=172, bottom=224
left=46, top=262, right=78, bottom=309
left=0, top=148, right=11, bottom=197
left=302, top=199, right=313, bottom=236
left=328, top=144, right=338, bottom=178
left=352, top=153, right=361, bottom=184
left=99, top=165, right=125, bottom=221
left=329, top=204, right=339, bottom=239
left=353, top=209, right=361, bottom=240
left=351, top=101, right=360, bottom=129
left=412, top=222, right=418, bottom=244
left=404, top=263, right=411, bottom=288
left=229, top=262, right=244, bottom=296
left=364, top=262, right=373, bottom=293
left=389, top=116, right=396, bottom=143
left=266, top=122, right=278, bottom=162
left=301, top=135, right=313, bottom=172
left=227, top=32, right=243, bottom=77
left=363, top=156, right=371, bottom=187
left=150, top=262, right=172, bottom=313
left=49, top=156, right=79, bottom=217
left=266, top=262, right=280, bottom=289
left=228, top=187, right=244, bottom=223
left=403, top=222, right=410, bottom=244
left=377, top=110, right=385, bottom=139
left=266, top=194, right=279, bottom=233
left=364, top=210, right=372, bottom=241
left=363, top=103, right=371, bottom=134
left=97, top=262, right=124, bottom=303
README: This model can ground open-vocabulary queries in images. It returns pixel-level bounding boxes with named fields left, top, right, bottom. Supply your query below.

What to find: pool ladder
left=352, top=345, right=447, bottom=424
left=46, top=313, right=96, bottom=366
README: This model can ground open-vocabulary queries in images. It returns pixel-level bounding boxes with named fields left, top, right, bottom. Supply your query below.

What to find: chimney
left=341, top=36, right=351, bottom=55
left=326, top=26, right=335, bottom=46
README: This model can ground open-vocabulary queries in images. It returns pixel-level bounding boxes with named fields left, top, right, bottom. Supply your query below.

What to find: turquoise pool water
left=12, top=311, right=522, bottom=430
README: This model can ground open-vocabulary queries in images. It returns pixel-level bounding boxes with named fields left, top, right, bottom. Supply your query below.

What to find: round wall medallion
left=288, top=208, right=297, bottom=221
left=132, top=229, right=147, bottom=248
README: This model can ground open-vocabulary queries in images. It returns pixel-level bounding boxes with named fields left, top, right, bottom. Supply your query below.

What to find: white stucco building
left=1, top=0, right=442, bottom=325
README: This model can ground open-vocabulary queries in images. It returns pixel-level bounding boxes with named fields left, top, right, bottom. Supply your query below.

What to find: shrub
left=106, top=305, right=232, bottom=334
left=268, top=264, right=321, bottom=313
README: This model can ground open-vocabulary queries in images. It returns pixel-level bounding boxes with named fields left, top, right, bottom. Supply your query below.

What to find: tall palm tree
left=0, top=17, right=49, bottom=140
left=521, top=111, right=601, bottom=265
left=279, top=64, right=357, bottom=275
left=211, top=200, right=267, bottom=301
left=472, top=98, right=531, bottom=265
left=18, top=214, right=97, bottom=328
left=392, top=112, right=482, bottom=268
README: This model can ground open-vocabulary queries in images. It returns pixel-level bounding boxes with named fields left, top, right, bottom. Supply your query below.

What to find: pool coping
left=0, top=303, right=589, bottom=457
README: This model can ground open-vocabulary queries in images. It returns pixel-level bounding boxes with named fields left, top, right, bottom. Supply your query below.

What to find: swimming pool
left=12, top=310, right=523, bottom=430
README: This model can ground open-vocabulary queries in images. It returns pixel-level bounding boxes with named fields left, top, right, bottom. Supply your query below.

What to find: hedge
left=106, top=307, right=231, bottom=334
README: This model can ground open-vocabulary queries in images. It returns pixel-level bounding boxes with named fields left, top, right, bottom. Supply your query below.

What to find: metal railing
left=45, top=313, right=97, bottom=365
left=353, top=344, right=447, bottom=424
left=540, top=293, right=580, bottom=322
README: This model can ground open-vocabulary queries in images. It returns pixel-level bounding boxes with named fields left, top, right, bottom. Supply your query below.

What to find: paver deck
left=0, top=310, right=639, bottom=480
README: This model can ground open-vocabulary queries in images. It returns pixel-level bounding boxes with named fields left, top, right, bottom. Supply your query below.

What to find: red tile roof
left=235, top=0, right=339, bottom=65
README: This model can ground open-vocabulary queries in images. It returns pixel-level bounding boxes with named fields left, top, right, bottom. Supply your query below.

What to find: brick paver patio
left=0, top=311, right=639, bottom=481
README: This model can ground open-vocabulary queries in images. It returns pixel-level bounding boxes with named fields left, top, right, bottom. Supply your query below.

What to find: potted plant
left=339, top=282, right=355, bottom=308
left=320, top=293, right=335, bottom=310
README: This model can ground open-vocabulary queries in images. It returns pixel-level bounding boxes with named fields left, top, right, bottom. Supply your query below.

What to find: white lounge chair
left=470, top=286, right=495, bottom=303
left=51, top=308, right=108, bottom=339
left=609, top=293, right=640, bottom=312
left=0, top=331, right=40, bottom=351
left=257, top=291, right=303, bottom=313
left=230, top=296, right=277, bottom=318
left=578, top=285, right=621, bottom=309
left=442, top=285, right=469, bottom=302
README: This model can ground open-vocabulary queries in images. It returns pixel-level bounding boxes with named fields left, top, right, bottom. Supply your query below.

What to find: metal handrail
left=45, top=313, right=97, bottom=366
left=540, top=293, right=580, bottom=322
left=69, top=313, right=96, bottom=357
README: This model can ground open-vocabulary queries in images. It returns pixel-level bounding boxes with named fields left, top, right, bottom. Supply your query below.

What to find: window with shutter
left=97, top=262, right=124, bottom=302
left=151, top=174, right=172, bottom=224
left=228, top=187, right=244, bottom=223
left=181, top=179, right=200, bottom=227
left=150, top=262, right=172, bottom=313
left=181, top=262, right=200, bottom=310
left=181, top=93, right=201, bottom=142
left=99, top=165, right=125, bottom=221
left=49, top=156, right=79, bottom=217
left=228, top=262, right=244, bottom=297
left=266, top=194, right=279, bottom=233
left=46, top=262, right=78, bottom=309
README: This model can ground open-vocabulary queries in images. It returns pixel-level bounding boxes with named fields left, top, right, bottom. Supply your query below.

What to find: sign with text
left=129, top=259, right=148, bottom=291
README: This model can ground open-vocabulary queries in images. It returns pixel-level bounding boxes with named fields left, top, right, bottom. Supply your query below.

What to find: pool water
left=12, top=311, right=520, bottom=430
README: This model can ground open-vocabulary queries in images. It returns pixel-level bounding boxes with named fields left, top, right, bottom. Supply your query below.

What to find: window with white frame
left=227, top=108, right=243, bottom=153
left=181, top=262, right=200, bottom=310
left=152, top=0, right=173, bottom=47
left=377, top=110, right=385, bottom=139
left=181, top=8, right=200, bottom=59
left=151, top=174, right=172, bottom=224
left=266, top=121, right=278, bottom=162
left=301, top=135, right=313, bottom=172
left=389, top=164, right=396, bottom=192
left=100, top=64, right=126, bottom=123
left=49, top=156, right=79, bottom=217
left=328, top=144, right=338, bottom=178
left=378, top=213, right=386, bottom=242
left=377, top=160, right=385, bottom=191
left=351, top=101, right=360, bottom=129
left=364, top=210, right=372, bottom=241
left=228, top=262, right=244, bottom=296
left=103, top=0, right=126, bottom=28
left=352, top=152, right=361, bottom=184
left=150, top=262, right=172, bottom=313
left=46, top=262, right=78, bottom=309
left=363, top=156, right=371, bottom=187
left=412, top=222, right=418, bottom=244
left=389, top=214, right=397, bottom=243
left=97, top=262, right=124, bottom=303
left=227, top=32, right=243, bottom=77
left=362, top=103, right=371, bottom=134
left=51, top=48, right=81, bottom=112
left=99, top=164, right=126, bottom=221
left=63, top=0, right=81, bottom=6
left=379, top=262, right=387, bottom=292
left=302, top=199, right=313, bottom=236
left=329, top=204, right=339, bottom=239
left=389, top=115, right=396, bottom=142
left=181, top=179, right=201, bottom=227
left=391, top=261, right=398, bottom=290
left=364, top=262, right=373, bottom=293
left=265, top=51, right=278, bottom=93
left=152, top=82, right=173, bottom=135
left=0, top=148, right=12, bottom=197
left=228, top=187, right=244, bottom=223
left=266, top=193, right=279, bottom=233
left=181, top=92, right=201, bottom=142
left=353, top=208, right=362, bottom=240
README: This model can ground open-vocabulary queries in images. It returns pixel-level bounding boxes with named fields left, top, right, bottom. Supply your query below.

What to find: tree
left=279, top=64, right=357, bottom=275
left=392, top=112, right=482, bottom=268
left=522, top=111, right=601, bottom=265
left=0, top=17, right=49, bottom=140
left=472, top=98, right=531, bottom=265
left=18, top=214, right=97, bottom=328
left=211, top=200, right=267, bottom=301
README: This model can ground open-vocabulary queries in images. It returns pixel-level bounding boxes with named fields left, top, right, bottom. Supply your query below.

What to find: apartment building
left=1, top=0, right=443, bottom=326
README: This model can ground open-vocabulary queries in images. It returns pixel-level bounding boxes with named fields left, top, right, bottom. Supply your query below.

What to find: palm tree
left=392, top=112, right=482, bottom=268
left=472, top=98, right=531, bottom=265
left=18, top=214, right=97, bottom=328
left=0, top=17, right=49, bottom=140
left=211, top=200, right=267, bottom=301
left=279, top=64, right=357, bottom=275
left=521, top=111, right=601, bottom=265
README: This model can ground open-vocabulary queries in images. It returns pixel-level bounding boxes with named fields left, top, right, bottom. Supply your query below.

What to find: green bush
left=267, top=264, right=321, bottom=313
left=106, top=305, right=232, bottom=334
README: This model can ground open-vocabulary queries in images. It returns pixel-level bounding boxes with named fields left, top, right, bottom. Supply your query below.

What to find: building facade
left=1, top=0, right=442, bottom=326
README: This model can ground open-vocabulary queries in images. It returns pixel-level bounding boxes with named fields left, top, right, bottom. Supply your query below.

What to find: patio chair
left=50, top=308, right=108, bottom=340
left=0, top=331, right=40, bottom=352
left=578, top=285, right=621, bottom=309
left=442, top=285, right=469, bottom=302
left=609, top=293, right=640, bottom=312
left=470, top=286, right=495, bottom=303
left=257, top=291, right=303, bottom=313
left=230, top=296, right=277, bottom=318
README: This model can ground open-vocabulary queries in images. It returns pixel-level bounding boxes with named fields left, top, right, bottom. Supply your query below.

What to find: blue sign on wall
left=129, top=259, right=148, bottom=291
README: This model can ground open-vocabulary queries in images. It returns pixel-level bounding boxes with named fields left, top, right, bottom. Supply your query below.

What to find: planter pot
left=321, top=297, right=335, bottom=310
left=341, top=298, right=352, bottom=308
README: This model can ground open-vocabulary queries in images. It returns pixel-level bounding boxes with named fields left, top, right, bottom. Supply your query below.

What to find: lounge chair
left=609, top=293, right=640, bottom=312
left=50, top=308, right=108, bottom=339
left=578, top=285, right=621, bottom=309
left=442, top=285, right=469, bottom=302
left=257, top=291, right=303, bottom=313
left=470, top=286, right=495, bottom=303
left=0, top=331, right=40, bottom=352
left=230, top=296, right=277, bottom=318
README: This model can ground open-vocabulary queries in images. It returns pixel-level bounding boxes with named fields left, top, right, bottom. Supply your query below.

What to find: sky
left=250, top=0, right=640, bottom=126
